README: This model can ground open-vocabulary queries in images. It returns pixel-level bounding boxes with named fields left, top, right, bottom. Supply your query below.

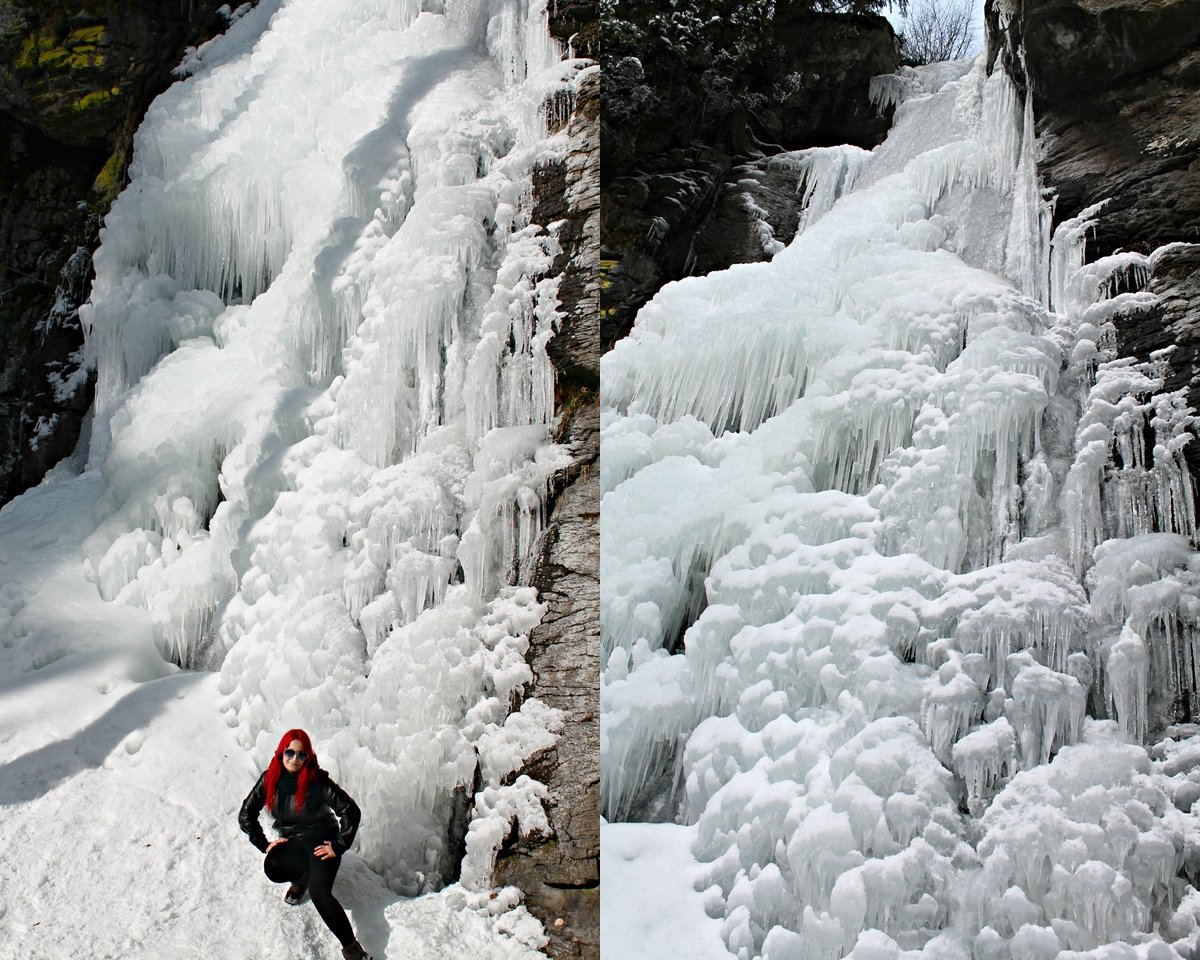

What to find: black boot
left=284, top=882, right=307, bottom=905
left=342, top=942, right=371, bottom=960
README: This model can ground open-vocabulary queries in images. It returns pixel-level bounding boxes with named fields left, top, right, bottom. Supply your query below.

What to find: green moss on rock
left=14, top=31, right=37, bottom=68
left=91, top=146, right=125, bottom=203
left=74, top=83, right=117, bottom=111
left=15, top=26, right=106, bottom=71
left=598, top=258, right=617, bottom=289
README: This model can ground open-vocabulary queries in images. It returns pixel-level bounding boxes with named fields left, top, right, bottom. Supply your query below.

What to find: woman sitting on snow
left=239, top=728, right=372, bottom=960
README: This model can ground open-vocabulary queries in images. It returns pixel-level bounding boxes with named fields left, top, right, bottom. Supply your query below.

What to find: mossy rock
left=90, top=143, right=124, bottom=203
left=598, top=258, right=618, bottom=289
left=74, top=82, right=118, bottom=111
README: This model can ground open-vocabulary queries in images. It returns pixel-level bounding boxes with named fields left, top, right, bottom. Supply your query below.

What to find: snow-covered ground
left=601, top=41, right=1200, bottom=960
left=1, top=0, right=591, bottom=956
left=601, top=820, right=728, bottom=960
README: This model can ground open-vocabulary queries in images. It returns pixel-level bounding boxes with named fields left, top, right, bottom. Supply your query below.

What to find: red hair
left=265, top=728, right=319, bottom=812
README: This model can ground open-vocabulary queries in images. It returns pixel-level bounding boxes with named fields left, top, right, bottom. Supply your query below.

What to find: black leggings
left=263, top=837, right=354, bottom=946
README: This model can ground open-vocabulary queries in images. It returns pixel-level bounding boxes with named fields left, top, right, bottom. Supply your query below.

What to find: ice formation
left=68, top=0, right=587, bottom=894
left=601, top=46, right=1200, bottom=960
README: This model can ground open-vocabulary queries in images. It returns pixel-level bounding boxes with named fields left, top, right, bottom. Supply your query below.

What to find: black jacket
left=238, top=768, right=361, bottom=855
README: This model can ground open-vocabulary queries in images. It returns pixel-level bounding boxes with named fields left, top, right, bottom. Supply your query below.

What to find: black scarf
left=274, top=768, right=300, bottom=812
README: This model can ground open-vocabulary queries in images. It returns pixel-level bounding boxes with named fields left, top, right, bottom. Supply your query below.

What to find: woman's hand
left=266, top=838, right=288, bottom=853
left=314, top=841, right=337, bottom=861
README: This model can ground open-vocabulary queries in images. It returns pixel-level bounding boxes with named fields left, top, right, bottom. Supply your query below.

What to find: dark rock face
left=547, top=0, right=599, bottom=59
left=1127, top=244, right=1200, bottom=487
left=0, top=116, right=98, bottom=498
left=691, top=153, right=811, bottom=276
left=494, top=65, right=599, bottom=960
left=0, top=0, right=223, bottom=505
left=1152, top=245, right=1200, bottom=407
left=601, top=11, right=899, bottom=348
left=1001, top=0, right=1200, bottom=477
left=1019, top=0, right=1200, bottom=261
left=601, top=145, right=727, bottom=349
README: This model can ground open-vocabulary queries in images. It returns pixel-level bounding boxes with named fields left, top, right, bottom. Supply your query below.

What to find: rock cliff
left=991, top=0, right=1200, bottom=481
left=493, top=22, right=600, bottom=957
left=601, top=8, right=899, bottom=348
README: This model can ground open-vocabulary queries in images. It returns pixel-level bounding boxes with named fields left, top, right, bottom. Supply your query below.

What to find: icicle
left=1048, top=200, right=1108, bottom=315
left=601, top=643, right=698, bottom=822
left=1006, top=653, right=1085, bottom=766
left=790, top=146, right=872, bottom=234
left=952, top=717, right=1017, bottom=813
left=463, top=229, right=561, bottom=446
left=1004, top=90, right=1054, bottom=303
left=980, top=63, right=1022, bottom=196
left=1106, top=626, right=1148, bottom=742
left=922, top=668, right=982, bottom=762
left=868, top=70, right=922, bottom=115
left=484, top=0, right=562, bottom=89
left=1063, top=351, right=1197, bottom=572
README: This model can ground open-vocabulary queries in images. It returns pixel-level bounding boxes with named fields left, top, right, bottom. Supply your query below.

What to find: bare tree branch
left=900, top=0, right=976, bottom=65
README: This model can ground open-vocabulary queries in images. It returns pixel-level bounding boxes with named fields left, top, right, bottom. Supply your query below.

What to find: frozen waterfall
left=600, top=43, right=1200, bottom=960
left=70, top=0, right=586, bottom=896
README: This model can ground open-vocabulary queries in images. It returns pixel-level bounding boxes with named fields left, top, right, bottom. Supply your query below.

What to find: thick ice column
left=1106, top=626, right=1149, bottom=742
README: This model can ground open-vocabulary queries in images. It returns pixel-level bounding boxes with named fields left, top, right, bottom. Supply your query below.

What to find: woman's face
left=281, top=738, right=307, bottom=773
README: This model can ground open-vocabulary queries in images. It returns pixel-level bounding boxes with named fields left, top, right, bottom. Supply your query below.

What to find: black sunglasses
left=283, top=749, right=308, bottom=762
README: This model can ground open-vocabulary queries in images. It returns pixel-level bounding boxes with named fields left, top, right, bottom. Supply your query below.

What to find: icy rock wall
left=492, top=50, right=601, bottom=959
left=601, top=42, right=1200, bottom=960
left=76, top=0, right=587, bottom=893
left=0, top=0, right=226, bottom=507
